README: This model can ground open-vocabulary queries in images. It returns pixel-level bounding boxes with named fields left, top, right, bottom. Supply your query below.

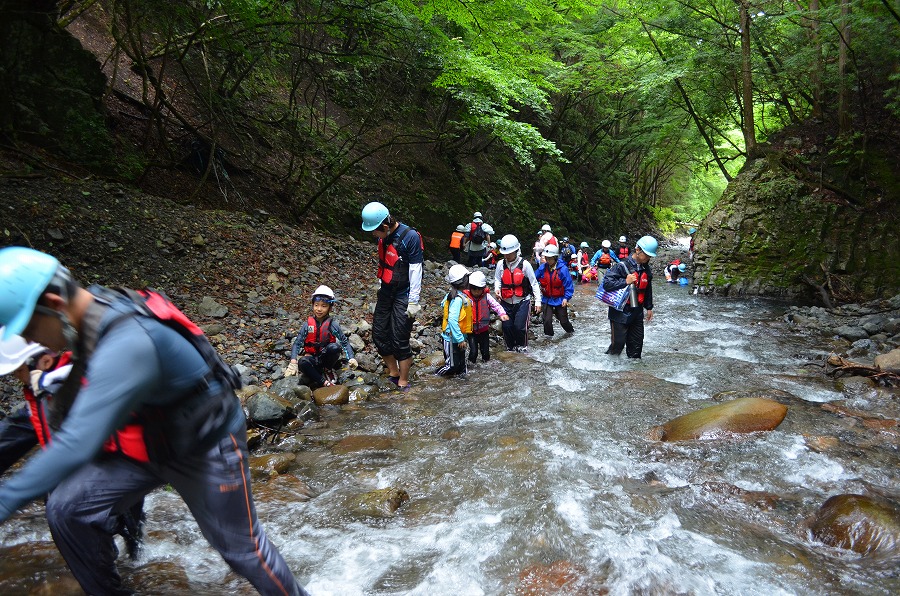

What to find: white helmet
left=619, top=236, right=626, bottom=243
left=499, top=234, right=521, bottom=255
left=312, top=285, right=335, bottom=303
left=456, top=224, right=466, bottom=233
left=541, top=224, right=552, bottom=232
left=542, top=244, right=560, bottom=258
left=473, top=211, right=482, bottom=219
left=469, top=271, right=487, bottom=288
left=602, top=239, right=611, bottom=248
left=446, top=264, right=470, bottom=284
left=0, top=334, right=48, bottom=375
left=481, top=223, right=494, bottom=235
left=489, top=242, right=497, bottom=249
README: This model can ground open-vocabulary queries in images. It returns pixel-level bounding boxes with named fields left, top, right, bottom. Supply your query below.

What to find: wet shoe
left=388, top=375, right=400, bottom=386
left=396, top=383, right=411, bottom=392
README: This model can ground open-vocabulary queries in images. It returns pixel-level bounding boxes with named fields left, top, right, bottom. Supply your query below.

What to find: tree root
left=826, top=353, right=900, bottom=386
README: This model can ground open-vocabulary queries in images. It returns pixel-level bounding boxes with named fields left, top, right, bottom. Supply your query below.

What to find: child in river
left=436, top=264, right=472, bottom=376
left=464, top=270, right=508, bottom=363
left=285, top=285, right=358, bottom=387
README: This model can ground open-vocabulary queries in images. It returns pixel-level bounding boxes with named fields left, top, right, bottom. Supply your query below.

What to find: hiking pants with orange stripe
left=45, top=424, right=307, bottom=596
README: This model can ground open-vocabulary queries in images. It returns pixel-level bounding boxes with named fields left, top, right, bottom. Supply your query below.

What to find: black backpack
left=468, top=222, right=486, bottom=244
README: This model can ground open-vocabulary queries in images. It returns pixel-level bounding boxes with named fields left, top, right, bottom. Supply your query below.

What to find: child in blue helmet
left=664, top=260, right=686, bottom=283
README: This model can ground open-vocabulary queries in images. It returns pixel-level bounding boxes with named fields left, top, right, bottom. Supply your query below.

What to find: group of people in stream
left=0, top=201, right=672, bottom=595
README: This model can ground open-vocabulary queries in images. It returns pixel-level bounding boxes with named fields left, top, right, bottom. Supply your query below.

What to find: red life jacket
left=618, top=246, right=630, bottom=260
left=464, top=289, right=493, bottom=332
left=599, top=252, right=612, bottom=265
left=377, top=224, right=421, bottom=286
left=303, top=316, right=335, bottom=355
left=500, top=260, right=529, bottom=300
left=635, top=269, right=650, bottom=305
left=539, top=266, right=566, bottom=298
left=579, top=252, right=589, bottom=266
left=48, top=288, right=242, bottom=464
left=24, top=352, right=75, bottom=448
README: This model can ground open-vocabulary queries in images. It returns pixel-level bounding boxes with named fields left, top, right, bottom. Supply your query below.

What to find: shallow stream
left=1, top=279, right=898, bottom=595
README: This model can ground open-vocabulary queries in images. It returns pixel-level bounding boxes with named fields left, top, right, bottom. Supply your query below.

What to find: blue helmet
left=0, top=247, right=61, bottom=340
left=689, top=227, right=697, bottom=234
left=361, top=201, right=390, bottom=232
left=636, top=235, right=658, bottom=257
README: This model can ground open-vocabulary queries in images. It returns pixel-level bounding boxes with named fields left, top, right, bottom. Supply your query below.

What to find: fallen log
left=826, top=354, right=900, bottom=386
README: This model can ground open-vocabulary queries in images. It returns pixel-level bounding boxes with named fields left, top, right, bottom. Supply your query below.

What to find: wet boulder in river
left=245, top=390, right=295, bottom=423
left=649, top=397, right=787, bottom=441
left=808, top=494, right=900, bottom=556
left=313, top=384, right=350, bottom=406
left=346, top=487, right=409, bottom=518
left=249, top=452, right=296, bottom=480
left=874, top=348, right=900, bottom=374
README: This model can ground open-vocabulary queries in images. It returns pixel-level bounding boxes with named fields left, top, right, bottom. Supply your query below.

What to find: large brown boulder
left=249, top=452, right=296, bottom=480
left=649, top=397, right=787, bottom=441
left=313, top=384, right=350, bottom=406
left=874, top=348, right=900, bottom=374
left=808, top=494, right=900, bottom=556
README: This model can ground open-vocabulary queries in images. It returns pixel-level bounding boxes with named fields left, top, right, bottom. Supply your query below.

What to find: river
left=1, top=274, right=898, bottom=595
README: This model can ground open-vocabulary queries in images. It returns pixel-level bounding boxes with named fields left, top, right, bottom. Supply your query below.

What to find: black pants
left=466, top=249, right=485, bottom=267
left=501, top=299, right=531, bottom=351
left=607, top=316, right=645, bottom=358
left=45, top=423, right=306, bottom=596
left=468, top=330, right=491, bottom=363
left=0, top=406, right=38, bottom=475
left=373, top=285, right=413, bottom=362
left=450, top=248, right=461, bottom=263
left=435, top=337, right=467, bottom=376
left=542, top=304, right=574, bottom=336
left=298, top=343, right=342, bottom=387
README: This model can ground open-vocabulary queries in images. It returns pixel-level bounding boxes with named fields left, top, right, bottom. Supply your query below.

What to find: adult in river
left=601, top=235, right=657, bottom=358
left=494, top=234, right=542, bottom=352
left=0, top=247, right=307, bottom=596
left=361, top=201, right=424, bottom=391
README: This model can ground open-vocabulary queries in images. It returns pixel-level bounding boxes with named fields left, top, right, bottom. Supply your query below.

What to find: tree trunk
left=838, top=0, right=852, bottom=135
left=810, top=0, right=823, bottom=119
left=737, top=0, right=757, bottom=155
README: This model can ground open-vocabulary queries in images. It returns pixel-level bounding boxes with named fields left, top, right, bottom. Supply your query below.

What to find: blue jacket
left=534, top=258, right=574, bottom=307
left=601, top=257, right=654, bottom=324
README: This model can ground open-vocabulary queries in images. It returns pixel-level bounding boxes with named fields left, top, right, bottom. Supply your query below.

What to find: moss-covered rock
left=693, top=153, right=900, bottom=301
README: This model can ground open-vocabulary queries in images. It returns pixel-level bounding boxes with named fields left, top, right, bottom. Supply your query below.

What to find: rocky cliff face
left=692, top=151, right=900, bottom=303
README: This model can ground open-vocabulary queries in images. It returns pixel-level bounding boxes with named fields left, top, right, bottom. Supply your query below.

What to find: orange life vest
left=500, top=261, right=528, bottom=300
left=303, top=316, right=335, bottom=355
left=449, top=231, right=465, bottom=249
left=539, top=266, right=566, bottom=298
left=599, top=252, right=612, bottom=265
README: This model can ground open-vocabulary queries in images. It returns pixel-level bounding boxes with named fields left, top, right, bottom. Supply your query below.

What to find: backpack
left=468, top=222, right=486, bottom=244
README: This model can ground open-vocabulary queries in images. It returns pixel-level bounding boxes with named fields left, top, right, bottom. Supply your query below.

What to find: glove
left=284, top=361, right=298, bottom=377
left=30, top=369, right=44, bottom=395
left=348, top=358, right=359, bottom=370
left=406, top=302, right=422, bottom=319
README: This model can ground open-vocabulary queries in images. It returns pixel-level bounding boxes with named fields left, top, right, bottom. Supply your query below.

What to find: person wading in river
left=0, top=247, right=307, bottom=596
left=601, top=236, right=656, bottom=358
left=361, top=200, right=424, bottom=391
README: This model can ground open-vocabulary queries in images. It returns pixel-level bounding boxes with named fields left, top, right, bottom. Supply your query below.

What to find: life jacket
left=303, top=316, right=335, bottom=355
left=449, top=231, right=465, bottom=250
left=634, top=268, right=650, bottom=305
left=670, top=259, right=681, bottom=266
left=618, top=245, right=630, bottom=260
left=377, top=224, right=421, bottom=286
left=599, top=251, right=612, bottom=265
left=579, top=251, right=589, bottom=266
left=441, top=289, right=473, bottom=335
left=463, top=289, right=493, bottom=333
left=51, top=287, right=242, bottom=464
left=539, top=265, right=567, bottom=298
left=500, top=260, right=530, bottom=300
